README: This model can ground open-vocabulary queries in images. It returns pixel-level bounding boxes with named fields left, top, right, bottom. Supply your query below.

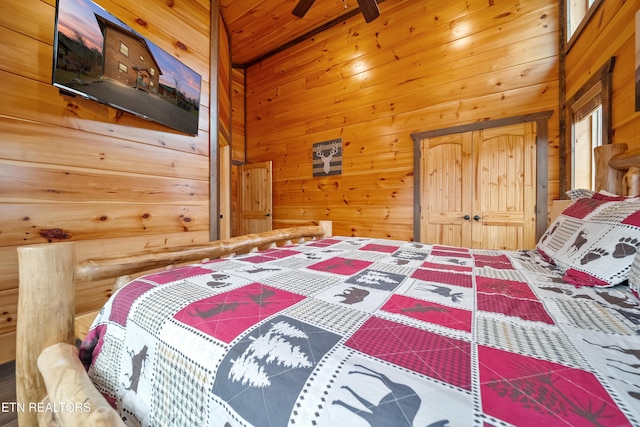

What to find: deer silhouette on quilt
left=123, top=345, right=148, bottom=393
left=332, top=364, right=449, bottom=427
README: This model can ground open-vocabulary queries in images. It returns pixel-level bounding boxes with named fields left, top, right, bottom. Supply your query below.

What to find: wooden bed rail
left=16, top=221, right=331, bottom=427
left=76, top=223, right=331, bottom=281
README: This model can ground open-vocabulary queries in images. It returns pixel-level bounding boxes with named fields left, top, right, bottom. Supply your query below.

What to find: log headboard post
left=16, top=242, right=76, bottom=427
left=594, top=143, right=628, bottom=194
left=318, top=220, right=332, bottom=239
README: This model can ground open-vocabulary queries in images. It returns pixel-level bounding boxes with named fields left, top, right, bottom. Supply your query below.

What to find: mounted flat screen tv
left=52, top=0, right=202, bottom=135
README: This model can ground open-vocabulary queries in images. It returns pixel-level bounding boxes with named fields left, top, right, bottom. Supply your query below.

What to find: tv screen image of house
left=53, top=0, right=202, bottom=135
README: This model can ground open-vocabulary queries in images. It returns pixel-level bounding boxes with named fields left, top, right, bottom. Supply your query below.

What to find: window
left=118, top=62, right=128, bottom=73
left=150, top=68, right=155, bottom=77
left=119, top=42, right=129, bottom=57
left=563, top=58, right=615, bottom=192
left=566, top=0, right=602, bottom=43
left=571, top=91, right=602, bottom=189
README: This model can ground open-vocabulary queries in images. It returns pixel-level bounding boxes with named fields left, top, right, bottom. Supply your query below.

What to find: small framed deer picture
left=313, top=139, right=342, bottom=177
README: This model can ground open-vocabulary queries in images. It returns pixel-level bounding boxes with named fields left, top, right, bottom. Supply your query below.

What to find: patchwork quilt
left=80, top=236, right=640, bottom=426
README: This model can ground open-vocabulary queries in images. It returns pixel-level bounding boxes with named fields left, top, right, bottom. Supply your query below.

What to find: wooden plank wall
left=245, top=0, right=561, bottom=240
left=232, top=68, right=246, bottom=163
left=231, top=68, right=246, bottom=237
left=0, top=0, right=212, bottom=363
left=565, top=0, right=640, bottom=149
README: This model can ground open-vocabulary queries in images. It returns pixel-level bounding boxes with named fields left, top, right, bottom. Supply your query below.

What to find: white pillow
left=537, top=193, right=640, bottom=287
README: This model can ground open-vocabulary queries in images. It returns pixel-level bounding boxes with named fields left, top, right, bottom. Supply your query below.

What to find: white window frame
left=563, top=58, right=615, bottom=193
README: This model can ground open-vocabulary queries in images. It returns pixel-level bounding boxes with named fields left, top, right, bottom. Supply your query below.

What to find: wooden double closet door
left=419, top=122, right=537, bottom=250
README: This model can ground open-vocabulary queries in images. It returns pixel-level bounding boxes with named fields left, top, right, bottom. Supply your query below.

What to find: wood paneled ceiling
left=220, top=0, right=381, bottom=66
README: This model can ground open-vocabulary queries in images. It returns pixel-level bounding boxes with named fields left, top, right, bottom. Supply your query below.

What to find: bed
left=15, top=143, right=640, bottom=426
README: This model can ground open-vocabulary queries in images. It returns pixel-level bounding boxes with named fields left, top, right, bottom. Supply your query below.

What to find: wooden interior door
left=472, top=122, right=536, bottom=250
left=420, top=132, right=473, bottom=247
left=239, top=161, right=273, bottom=234
left=420, top=122, right=537, bottom=250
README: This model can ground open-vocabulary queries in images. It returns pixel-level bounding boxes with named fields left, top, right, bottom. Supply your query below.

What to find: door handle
left=473, top=215, right=481, bottom=221
left=265, top=213, right=271, bottom=217
left=463, top=215, right=470, bottom=220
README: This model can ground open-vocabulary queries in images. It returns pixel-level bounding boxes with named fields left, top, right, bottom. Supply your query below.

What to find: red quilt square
left=479, top=345, right=631, bottom=426
left=240, top=255, right=278, bottom=263
left=359, top=243, right=399, bottom=253
left=476, top=276, right=537, bottom=300
left=344, top=317, right=471, bottom=390
left=473, top=254, right=513, bottom=269
left=142, top=266, right=214, bottom=284
left=420, top=261, right=473, bottom=273
left=382, top=295, right=471, bottom=332
left=431, top=249, right=472, bottom=258
left=307, top=238, right=342, bottom=247
left=258, top=248, right=300, bottom=258
left=308, top=257, right=372, bottom=275
left=242, top=248, right=299, bottom=263
left=174, top=283, right=304, bottom=343
left=412, top=268, right=473, bottom=288
left=108, top=281, right=155, bottom=326
left=623, top=209, right=640, bottom=227
left=477, top=293, right=554, bottom=324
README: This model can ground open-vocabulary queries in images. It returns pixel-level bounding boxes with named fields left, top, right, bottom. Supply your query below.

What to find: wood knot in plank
left=39, top=228, right=71, bottom=241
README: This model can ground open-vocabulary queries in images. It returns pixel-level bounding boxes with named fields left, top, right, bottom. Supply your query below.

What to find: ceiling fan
left=292, top=0, right=380, bottom=23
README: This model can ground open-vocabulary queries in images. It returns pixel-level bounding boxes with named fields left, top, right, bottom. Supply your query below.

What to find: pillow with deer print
left=537, top=193, right=640, bottom=286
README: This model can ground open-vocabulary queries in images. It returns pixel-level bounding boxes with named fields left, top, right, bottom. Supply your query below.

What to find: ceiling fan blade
left=356, top=0, right=380, bottom=23
left=292, top=0, right=316, bottom=18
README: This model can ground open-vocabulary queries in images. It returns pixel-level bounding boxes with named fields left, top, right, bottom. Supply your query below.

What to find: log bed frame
left=15, top=221, right=332, bottom=426
left=13, top=142, right=640, bottom=426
